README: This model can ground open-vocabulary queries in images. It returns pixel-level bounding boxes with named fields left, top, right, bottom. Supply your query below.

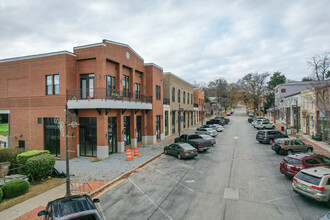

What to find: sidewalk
left=0, top=120, right=207, bottom=220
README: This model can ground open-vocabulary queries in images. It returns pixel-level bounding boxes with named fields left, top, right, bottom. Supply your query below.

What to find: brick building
left=193, top=89, right=205, bottom=123
left=0, top=40, right=163, bottom=160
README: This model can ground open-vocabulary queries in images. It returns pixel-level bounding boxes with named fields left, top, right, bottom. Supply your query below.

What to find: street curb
left=89, top=152, right=163, bottom=198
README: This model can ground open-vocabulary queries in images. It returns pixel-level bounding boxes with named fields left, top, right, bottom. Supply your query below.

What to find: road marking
left=128, top=178, right=173, bottom=220
left=265, top=195, right=290, bottom=203
left=149, top=165, right=194, bottom=192
left=233, top=136, right=239, bottom=140
left=185, top=180, right=195, bottom=183
left=223, top=188, right=239, bottom=200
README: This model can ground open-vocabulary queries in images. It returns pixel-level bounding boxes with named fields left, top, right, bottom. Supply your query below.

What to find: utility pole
left=65, top=104, right=71, bottom=197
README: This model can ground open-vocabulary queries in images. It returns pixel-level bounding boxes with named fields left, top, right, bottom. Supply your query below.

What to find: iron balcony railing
left=67, top=88, right=153, bottom=103
left=163, top=98, right=170, bottom=105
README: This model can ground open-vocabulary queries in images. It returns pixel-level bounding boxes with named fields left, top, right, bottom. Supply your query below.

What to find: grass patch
left=0, top=123, right=8, bottom=136
left=0, top=178, right=65, bottom=211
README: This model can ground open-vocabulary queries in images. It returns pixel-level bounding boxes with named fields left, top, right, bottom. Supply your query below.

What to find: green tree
left=264, top=72, right=286, bottom=111
left=302, top=77, right=313, bottom=81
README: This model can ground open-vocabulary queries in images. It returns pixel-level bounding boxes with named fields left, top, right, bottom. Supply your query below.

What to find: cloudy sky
left=0, top=0, right=329, bottom=84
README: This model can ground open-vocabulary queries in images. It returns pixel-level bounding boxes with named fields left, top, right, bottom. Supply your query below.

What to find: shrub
left=26, top=154, right=55, bottom=181
left=2, top=178, right=30, bottom=198
left=0, top=187, right=3, bottom=201
left=17, top=150, right=50, bottom=165
left=0, top=147, right=24, bottom=163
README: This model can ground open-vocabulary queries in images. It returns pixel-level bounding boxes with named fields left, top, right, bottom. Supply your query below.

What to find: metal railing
left=67, top=88, right=153, bottom=103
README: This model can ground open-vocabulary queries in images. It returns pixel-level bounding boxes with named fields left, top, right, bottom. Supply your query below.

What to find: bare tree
left=237, top=72, right=269, bottom=115
left=307, top=52, right=330, bottom=81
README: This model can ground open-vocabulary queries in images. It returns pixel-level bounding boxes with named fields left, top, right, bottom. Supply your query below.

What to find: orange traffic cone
left=126, top=149, right=132, bottom=161
left=134, top=147, right=139, bottom=157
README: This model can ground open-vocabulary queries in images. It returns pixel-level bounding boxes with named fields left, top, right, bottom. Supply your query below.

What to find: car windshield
left=284, top=157, right=302, bottom=165
left=257, top=131, right=266, bottom=135
left=180, top=144, right=196, bottom=150
left=188, top=135, right=202, bottom=140
left=295, top=171, right=322, bottom=185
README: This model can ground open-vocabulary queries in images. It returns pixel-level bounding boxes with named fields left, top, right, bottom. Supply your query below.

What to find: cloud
left=0, top=0, right=329, bottom=84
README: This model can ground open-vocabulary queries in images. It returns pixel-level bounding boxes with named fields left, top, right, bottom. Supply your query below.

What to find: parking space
left=98, top=107, right=329, bottom=220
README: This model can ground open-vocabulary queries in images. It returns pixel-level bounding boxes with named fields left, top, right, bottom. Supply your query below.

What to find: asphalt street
left=98, top=106, right=330, bottom=220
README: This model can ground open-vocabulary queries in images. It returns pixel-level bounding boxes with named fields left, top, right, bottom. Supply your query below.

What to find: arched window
left=191, top=94, right=193, bottom=105
left=187, top=92, right=189, bottom=104
left=172, top=87, right=175, bottom=102
left=183, top=91, right=186, bottom=104
left=178, top=89, right=181, bottom=103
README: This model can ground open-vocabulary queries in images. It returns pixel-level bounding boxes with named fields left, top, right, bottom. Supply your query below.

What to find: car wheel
left=306, top=148, right=313, bottom=153
left=177, top=153, right=182, bottom=160
left=272, top=125, right=275, bottom=129
left=287, top=150, right=293, bottom=155
left=164, top=150, right=168, bottom=155
left=258, top=141, right=262, bottom=143
left=263, top=126, right=266, bottom=129
left=269, top=139, right=273, bottom=144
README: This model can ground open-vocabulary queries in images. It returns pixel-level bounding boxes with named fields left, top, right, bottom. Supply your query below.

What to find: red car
left=280, top=153, right=330, bottom=177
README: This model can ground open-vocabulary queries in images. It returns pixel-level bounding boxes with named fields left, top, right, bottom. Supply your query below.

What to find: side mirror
left=38, top=210, right=46, bottom=216
left=93, top=198, right=100, bottom=203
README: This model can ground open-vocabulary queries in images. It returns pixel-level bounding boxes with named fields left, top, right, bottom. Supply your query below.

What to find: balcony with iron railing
left=67, top=88, right=153, bottom=110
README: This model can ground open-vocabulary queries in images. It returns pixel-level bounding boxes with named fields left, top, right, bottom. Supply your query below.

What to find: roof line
left=103, top=39, right=144, bottom=61
left=164, top=72, right=194, bottom=87
left=73, top=42, right=106, bottom=50
left=144, top=63, right=163, bottom=70
left=0, top=51, right=76, bottom=63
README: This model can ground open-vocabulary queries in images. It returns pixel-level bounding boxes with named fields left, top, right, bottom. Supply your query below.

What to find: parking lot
left=98, top=107, right=329, bottom=220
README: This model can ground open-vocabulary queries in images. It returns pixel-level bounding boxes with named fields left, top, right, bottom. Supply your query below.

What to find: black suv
left=206, top=119, right=225, bottom=126
left=214, top=117, right=229, bottom=124
left=256, top=130, right=288, bottom=144
left=38, top=194, right=102, bottom=219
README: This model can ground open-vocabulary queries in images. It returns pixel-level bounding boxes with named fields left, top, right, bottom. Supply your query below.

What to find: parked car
left=198, top=134, right=216, bottom=146
left=199, top=124, right=224, bottom=132
left=214, top=116, right=229, bottom=124
left=206, top=119, right=226, bottom=126
left=292, top=166, right=330, bottom=202
left=256, top=130, right=288, bottom=144
left=195, top=128, right=218, bottom=137
left=248, top=117, right=256, bottom=123
left=280, top=154, right=330, bottom=177
left=175, top=134, right=211, bottom=151
left=38, top=195, right=103, bottom=220
left=312, top=133, right=322, bottom=141
left=251, top=118, right=265, bottom=127
left=255, top=121, right=275, bottom=130
left=226, top=112, right=231, bottom=116
left=319, top=211, right=330, bottom=220
left=164, top=143, right=198, bottom=159
left=272, top=138, right=313, bottom=155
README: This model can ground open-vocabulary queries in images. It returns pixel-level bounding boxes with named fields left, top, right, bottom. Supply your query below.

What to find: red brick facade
left=0, top=40, right=164, bottom=160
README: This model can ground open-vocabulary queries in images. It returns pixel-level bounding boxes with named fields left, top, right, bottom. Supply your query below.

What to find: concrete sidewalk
left=0, top=119, right=211, bottom=220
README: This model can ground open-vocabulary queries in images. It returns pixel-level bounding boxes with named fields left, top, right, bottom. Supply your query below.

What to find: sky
left=0, top=0, right=329, bottom=84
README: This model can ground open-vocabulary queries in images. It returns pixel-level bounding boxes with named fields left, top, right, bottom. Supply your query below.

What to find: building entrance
left=79, top=117, right=97, bottom=157
left=108, top=117, right=117, bottom=154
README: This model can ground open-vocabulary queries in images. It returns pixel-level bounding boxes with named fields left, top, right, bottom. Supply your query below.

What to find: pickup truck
left=174, top=134, right=211, bottom=152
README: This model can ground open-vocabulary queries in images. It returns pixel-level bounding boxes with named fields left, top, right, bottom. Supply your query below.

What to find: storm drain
left=223, top=188, right=239, bottom=200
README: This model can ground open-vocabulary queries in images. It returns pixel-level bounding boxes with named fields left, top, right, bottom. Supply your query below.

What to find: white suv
left=292, top=166, right=330, bottom=202
left=256, top=121, right=275, bottom=130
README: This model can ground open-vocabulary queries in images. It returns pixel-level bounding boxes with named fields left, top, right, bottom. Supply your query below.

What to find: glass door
left=79, top=117, right=97, bottom=157
left=156, top=115, right=161, bottom=140
left=108, top=117, right=117, bottom=154
left=136, top=116, right=142, bottom=142
left=80, top=74, right=94, bottom=99
left=44, top=118, right=60, bottom=157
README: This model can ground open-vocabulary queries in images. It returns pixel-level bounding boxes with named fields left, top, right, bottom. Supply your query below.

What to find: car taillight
left=281, top=142, right=284, bottom=148
left=208, top=132, right=211, bottom=135
left=272, top=141, right=275, bottom=145
left=293, top=178, right=298, bottom=182
left=194, top=149, right=197, bottom=152
left=183, top=150, right=189, bottom=153
left=197, top=144, right=200, bottom=147
left=311, top=185, right=325, bottom=191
